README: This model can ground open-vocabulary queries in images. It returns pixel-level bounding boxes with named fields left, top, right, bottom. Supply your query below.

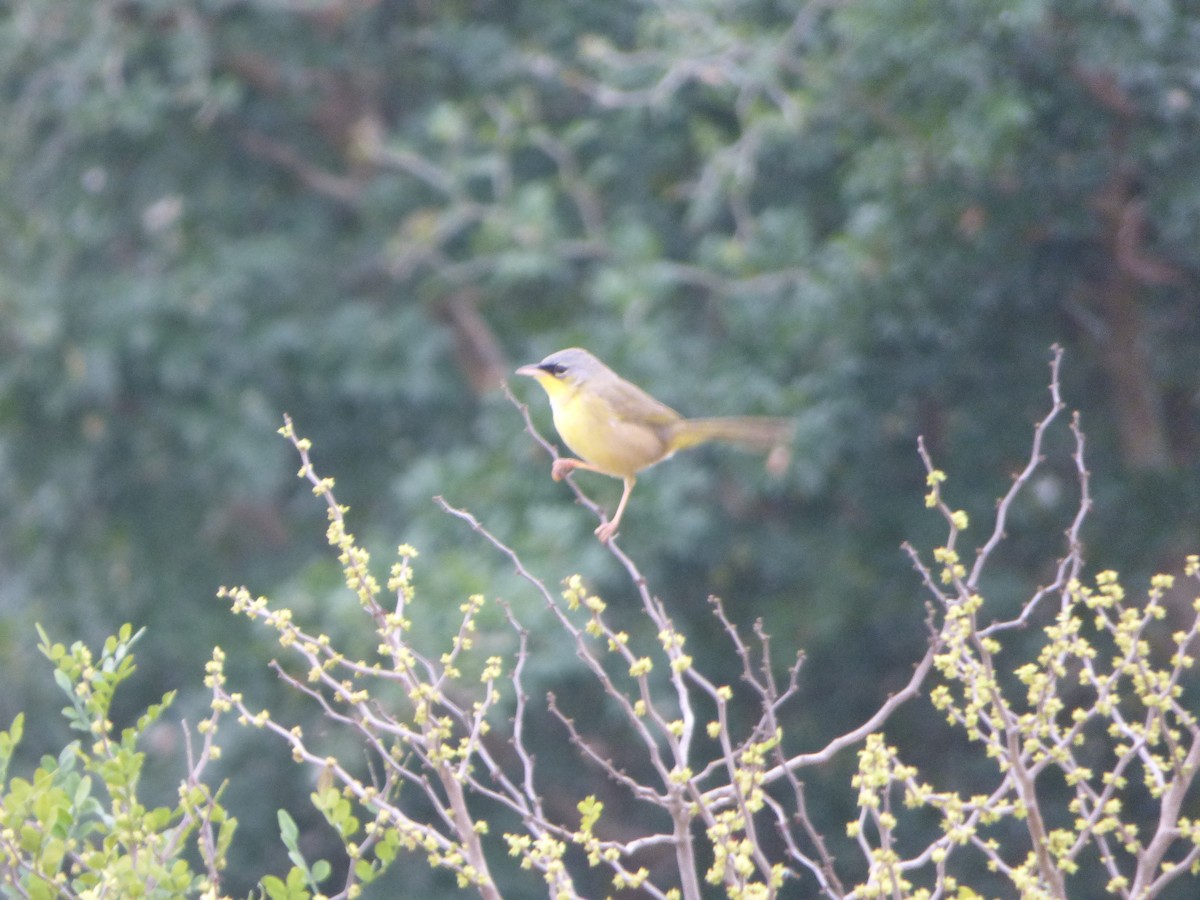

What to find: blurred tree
left=1, top=0, right=1199, bottom=893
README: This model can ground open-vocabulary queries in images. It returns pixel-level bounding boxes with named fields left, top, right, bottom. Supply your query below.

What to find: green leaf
left=260, top=874, right=288, bottom=900
left=0, top=712, right=23, bottom=783
left=353, top=858, right=377, bottom=883
left=277, top=808, right=299, bottom=848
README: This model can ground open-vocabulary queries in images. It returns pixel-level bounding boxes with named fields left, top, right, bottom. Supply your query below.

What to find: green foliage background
left=2, top=0, right=1199, bottom=894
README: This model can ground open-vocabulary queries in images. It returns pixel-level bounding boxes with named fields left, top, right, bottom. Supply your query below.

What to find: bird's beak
left=515, top=364, right=542, bottom=378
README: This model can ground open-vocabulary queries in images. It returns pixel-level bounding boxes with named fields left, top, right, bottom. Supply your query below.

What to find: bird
left=516, top=347, right=792, bottom=542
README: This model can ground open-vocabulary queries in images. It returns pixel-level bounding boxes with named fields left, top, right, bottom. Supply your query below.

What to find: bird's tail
left=668, top=417, right=794, bottom=473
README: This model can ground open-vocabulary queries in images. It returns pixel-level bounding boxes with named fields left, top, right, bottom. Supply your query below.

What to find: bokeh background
left=3, top=0, right=1199, bottom=894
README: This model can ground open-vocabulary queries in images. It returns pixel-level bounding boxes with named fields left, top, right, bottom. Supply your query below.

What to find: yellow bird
left=516, top=348, right=792, bottom=542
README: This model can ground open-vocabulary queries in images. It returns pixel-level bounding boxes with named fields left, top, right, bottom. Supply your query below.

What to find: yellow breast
left=536, top=375, right=670, bottom=478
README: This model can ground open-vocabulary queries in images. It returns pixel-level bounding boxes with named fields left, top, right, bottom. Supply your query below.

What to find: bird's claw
left=551, top=458, right=576, bottom=482
left=595, top=520, right=618, bottom=543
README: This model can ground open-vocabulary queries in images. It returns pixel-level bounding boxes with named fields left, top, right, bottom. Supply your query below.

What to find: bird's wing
left=604, top=377, right=683, bottom=429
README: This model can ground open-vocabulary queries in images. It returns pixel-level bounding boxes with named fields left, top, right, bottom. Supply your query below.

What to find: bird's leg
left=548, top=458, right=633, bottom=542
left=595, top=476, right=635, bottom=543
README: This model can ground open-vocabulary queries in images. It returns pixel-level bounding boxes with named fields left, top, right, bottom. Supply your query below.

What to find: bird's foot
left=551, top=458, right=578, bottom=482
left=595, top=520, right=618, bottom=543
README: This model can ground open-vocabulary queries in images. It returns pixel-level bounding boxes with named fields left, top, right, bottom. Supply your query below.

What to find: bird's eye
left=542, top=363, right=568, bottom=377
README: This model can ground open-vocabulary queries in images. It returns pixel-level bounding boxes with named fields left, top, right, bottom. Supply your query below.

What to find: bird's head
left=515, top=348, right=612, bottom=397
